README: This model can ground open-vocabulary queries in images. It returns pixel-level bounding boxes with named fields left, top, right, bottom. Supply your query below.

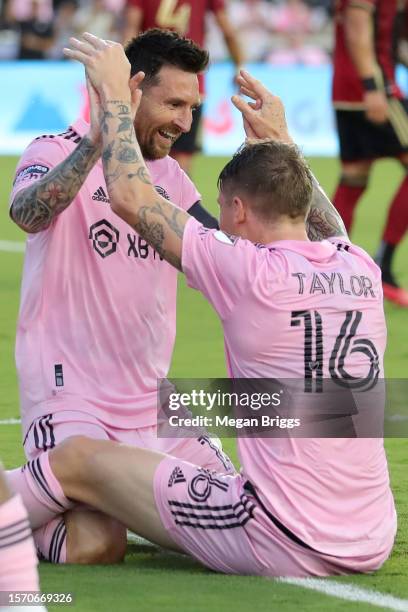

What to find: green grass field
left=0, top=154, right=407, bottom=611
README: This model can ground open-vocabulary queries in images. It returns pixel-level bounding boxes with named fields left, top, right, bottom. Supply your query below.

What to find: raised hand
left=64, top=33, right=132, bottom=102
left=232, top=70, right=293, bottom=144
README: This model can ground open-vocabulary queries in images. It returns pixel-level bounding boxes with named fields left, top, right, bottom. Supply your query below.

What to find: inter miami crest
left=89, top=219, right=119, bottom=258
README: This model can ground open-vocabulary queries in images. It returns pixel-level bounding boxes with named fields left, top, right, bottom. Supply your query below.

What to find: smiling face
left=134, top=65, right=200, bottom=160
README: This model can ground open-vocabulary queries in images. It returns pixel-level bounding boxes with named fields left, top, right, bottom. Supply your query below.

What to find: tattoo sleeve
left=306, top=174, right=349, bottom=242
left=101, top=100, right=190, bottom=271
left=11, top=137, right=100, bottom=233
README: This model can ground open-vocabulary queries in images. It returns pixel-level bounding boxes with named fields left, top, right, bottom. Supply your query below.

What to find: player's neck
left=246, top=220, right=309, bottom=245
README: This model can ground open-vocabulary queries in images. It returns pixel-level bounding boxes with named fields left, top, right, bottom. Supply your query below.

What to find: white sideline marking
left=387, top=414, right=408, bottom=422
left=0, top=240, right=25, bottom=253
left=280, top=578, right=408, bottom=611
left=126, top=535, right=408, bottom=611
left=0, top=418, right=21, bottom=425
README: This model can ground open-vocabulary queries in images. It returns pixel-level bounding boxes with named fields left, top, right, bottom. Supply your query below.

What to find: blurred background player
left=332, top=0, right=408, bottom=307
left=123, top=0, right=244, bottom=175
left=0, top=465, right=46, bottom=612
left=16, top=0, right=54, bottom=60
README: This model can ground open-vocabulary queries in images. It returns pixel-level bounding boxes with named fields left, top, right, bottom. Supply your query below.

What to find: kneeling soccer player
left=10, top=35, right=396, bottom=577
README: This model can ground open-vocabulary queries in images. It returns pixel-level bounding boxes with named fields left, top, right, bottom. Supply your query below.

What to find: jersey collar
left=266, top=239, right=337, bottom=263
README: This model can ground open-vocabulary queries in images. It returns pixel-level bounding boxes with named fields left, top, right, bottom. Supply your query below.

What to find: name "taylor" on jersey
left=292, top=272, right=376, bottom=298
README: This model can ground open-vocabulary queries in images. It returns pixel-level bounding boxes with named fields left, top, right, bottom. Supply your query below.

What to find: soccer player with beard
left=9, top=35, right=396, bottom=578
left=122, top=0, right=244, bottom=175
left=7, top=29, right=233, bottom=566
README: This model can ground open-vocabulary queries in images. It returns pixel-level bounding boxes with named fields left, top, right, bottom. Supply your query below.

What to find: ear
left=231, top=195, right=247, bottom=224
left=129, top=72, right=144, bottom=93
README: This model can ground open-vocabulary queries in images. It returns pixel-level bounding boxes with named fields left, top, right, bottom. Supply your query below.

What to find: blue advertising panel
left=0, top=61, right=85, bottom=154
left=1, top=61, right=407, bottom=157
left=203, top=62, right=338, bottom=156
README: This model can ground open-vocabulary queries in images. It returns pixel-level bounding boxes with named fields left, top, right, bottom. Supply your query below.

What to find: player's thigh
left=153, top=459, right=350, bottom=577
left=153, top=456, right=265, bottom=574
left=341, top=160, right=372, bottom=178
left=156, top=434, right=236, bottom=475
left=50, top=436, right=181, bottom=551
left=336, top=110, right=384, bottom=174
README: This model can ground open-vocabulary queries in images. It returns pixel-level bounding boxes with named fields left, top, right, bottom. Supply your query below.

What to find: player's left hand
left=232, top=70, right=293, bottom=144
left=64, top=33, right=131, bottom=101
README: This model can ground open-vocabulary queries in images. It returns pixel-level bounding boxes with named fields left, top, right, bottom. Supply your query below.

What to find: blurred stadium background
left=0, top=1, right=407, bottom=610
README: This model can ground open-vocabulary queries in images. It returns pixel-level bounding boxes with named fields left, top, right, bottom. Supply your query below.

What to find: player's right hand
left=231, top=70, right=293, bottom=144
left=364, top=90, right=389, bottom=124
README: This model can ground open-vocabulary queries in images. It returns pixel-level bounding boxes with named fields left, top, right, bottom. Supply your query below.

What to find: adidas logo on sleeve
left=92, top=186, right=110, bottom=203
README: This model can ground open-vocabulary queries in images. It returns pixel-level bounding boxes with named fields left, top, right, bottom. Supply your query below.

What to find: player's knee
left=340, top=160, right=371, bottom=185
left=339, top=170, right=370, bottom=189
left=51, top=436, right=97, bottom=495
left=65, top=509, right=127, bottom=565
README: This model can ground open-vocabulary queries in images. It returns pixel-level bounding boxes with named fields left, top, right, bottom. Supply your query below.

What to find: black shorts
left=171, top=105, right=202, bottom=154
left=336, top=98, right=408, bottom=162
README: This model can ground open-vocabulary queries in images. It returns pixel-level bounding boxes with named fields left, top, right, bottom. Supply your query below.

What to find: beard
left=136, top=126, right=181, bottom=161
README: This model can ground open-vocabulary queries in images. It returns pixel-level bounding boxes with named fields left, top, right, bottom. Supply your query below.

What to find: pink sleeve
left=9, top=137, right=68, bottom=208
left=179, top=167, right=201, bottom=211
left=182, top=217, right=257, bottom=320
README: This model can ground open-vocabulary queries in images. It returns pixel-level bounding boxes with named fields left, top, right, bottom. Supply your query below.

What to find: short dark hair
left=218, top=140, right=313, bottom=221
left=124, top=28, right=209, bottom=85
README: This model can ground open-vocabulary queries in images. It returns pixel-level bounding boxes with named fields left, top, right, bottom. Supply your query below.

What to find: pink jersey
left=182, top=217, right=396, bottom=561
left=10, top=118, right=200, bottom=436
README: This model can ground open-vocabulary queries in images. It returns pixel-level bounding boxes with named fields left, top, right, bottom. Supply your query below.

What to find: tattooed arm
left=100, top=100, right=189, bottom=270
left=231, top=70, right=348, bottom=241
left=306, top=175, right=349, bottom=242
left=63, top=34, right=192, bottom=270
left=11, top=136, right=100, bottom=233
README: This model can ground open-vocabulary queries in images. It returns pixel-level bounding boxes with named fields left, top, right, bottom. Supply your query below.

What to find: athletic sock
left=0, top=494, right=40, bottom=591
left=381, top=175, right=408, bottom=261
left=7, top=453, right=73, bottom=531
left=33, top=516, right=67, bottom=564
left=375, top=241, right=398, bottom=286
left=333, top=182, right=366, bottom=231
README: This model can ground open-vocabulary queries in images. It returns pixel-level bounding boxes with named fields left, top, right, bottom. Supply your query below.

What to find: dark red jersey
left=126, top=0, right=226, bottom=93
left=333, top=0, right=407, bottom=106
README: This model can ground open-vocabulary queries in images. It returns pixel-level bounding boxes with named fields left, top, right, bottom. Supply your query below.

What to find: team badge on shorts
left=188, top=468, right=229, bottom=502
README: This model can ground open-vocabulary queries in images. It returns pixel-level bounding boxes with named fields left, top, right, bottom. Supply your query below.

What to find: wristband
left=361, top=77, right=378, bottom=92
